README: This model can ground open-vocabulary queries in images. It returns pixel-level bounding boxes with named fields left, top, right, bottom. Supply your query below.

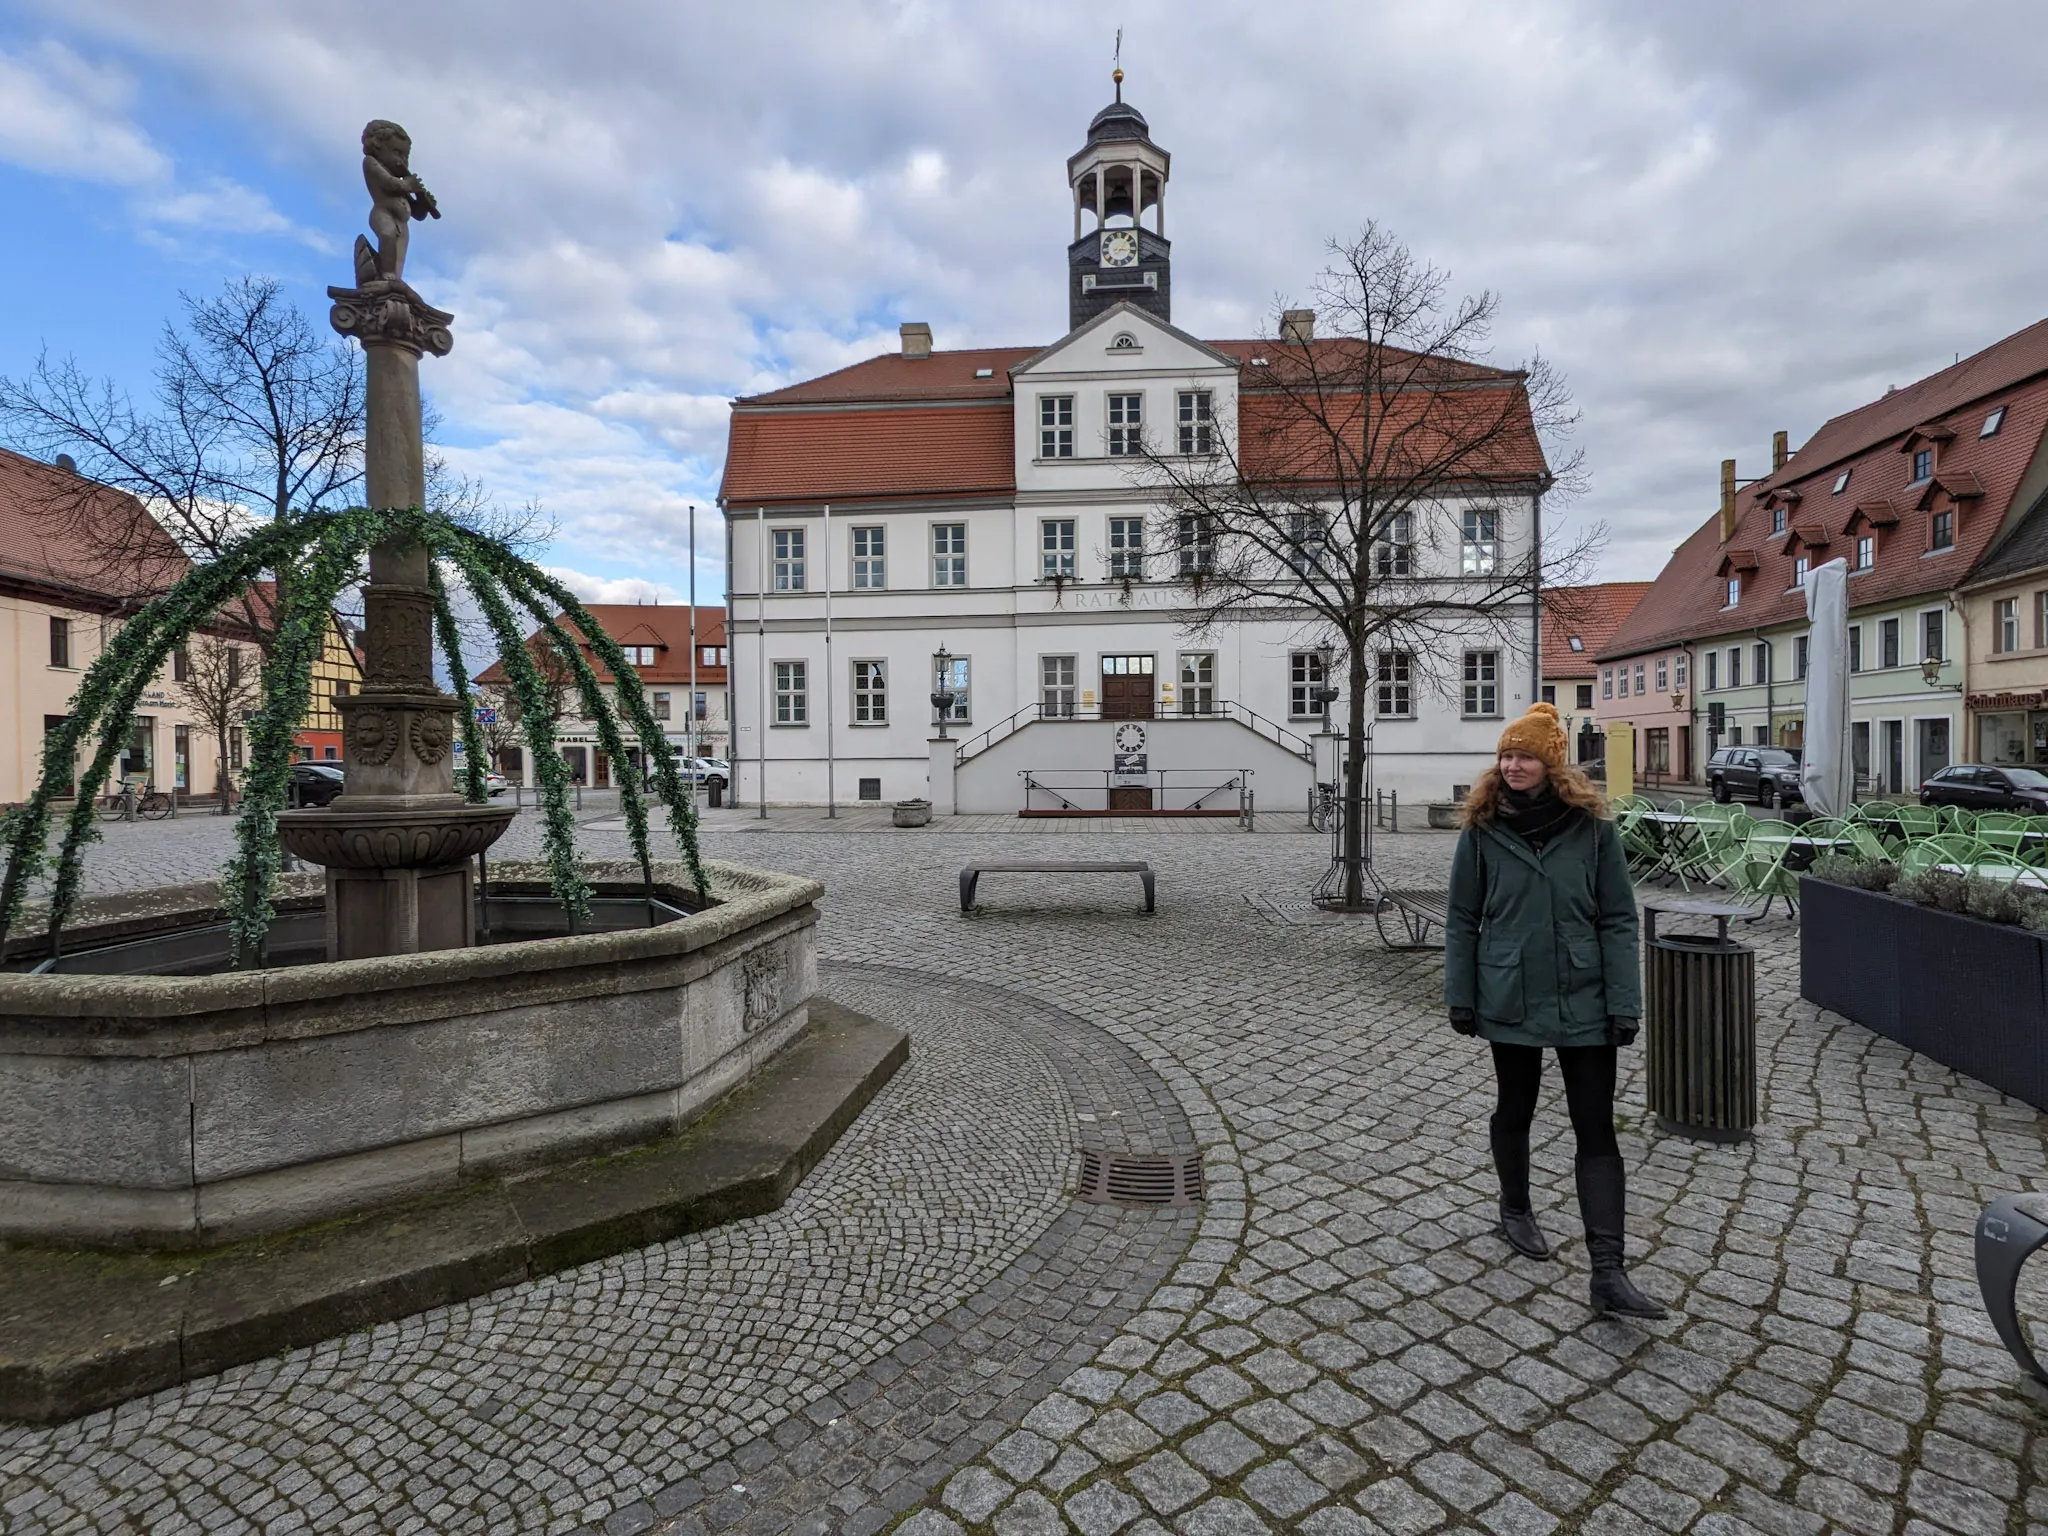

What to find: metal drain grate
left=1077, top=1149, right=1205, bottom=1207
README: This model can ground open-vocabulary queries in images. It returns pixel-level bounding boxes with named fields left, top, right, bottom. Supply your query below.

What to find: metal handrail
left=956, top=701, right=1315, bottom=764
left=1019, top=767, right=1256, bottom=816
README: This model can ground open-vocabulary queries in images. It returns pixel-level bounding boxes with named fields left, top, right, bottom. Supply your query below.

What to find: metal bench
left=1366, top=867, right=1448, bottom=950
left=960, top=861, right=1156, bottom=914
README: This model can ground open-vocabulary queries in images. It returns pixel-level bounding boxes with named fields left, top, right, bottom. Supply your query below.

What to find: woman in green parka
left=1445, top=701, right=1667, bottom=1319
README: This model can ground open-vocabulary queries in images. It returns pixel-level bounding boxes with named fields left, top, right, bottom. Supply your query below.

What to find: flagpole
left=688, top=504, right=698, bottom=796
left=822, top=503, right=836, bottom=819
left=757, top=505, right=768, bottom=819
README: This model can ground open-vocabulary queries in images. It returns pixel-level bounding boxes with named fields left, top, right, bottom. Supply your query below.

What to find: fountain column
left=277, top=120, right=511, bottom=959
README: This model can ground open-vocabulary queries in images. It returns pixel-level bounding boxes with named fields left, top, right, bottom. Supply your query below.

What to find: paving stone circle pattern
left=4, top=808, right=2047, bottom=1535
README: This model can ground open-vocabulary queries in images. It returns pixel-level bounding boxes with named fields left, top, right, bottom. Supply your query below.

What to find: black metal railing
left=954, top=700, right=1314, bottom=764
left=1019, top=768, right=1256, bottom=828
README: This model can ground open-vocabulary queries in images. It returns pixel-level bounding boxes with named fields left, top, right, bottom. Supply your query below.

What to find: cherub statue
left=356, top=120, right=440, bottom=287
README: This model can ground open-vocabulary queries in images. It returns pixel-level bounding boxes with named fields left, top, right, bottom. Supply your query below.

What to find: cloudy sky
left=2, top=1, right=2045, bottom=600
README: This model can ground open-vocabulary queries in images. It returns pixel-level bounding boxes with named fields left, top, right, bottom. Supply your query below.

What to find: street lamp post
left=930, top=645, right=958, bottom=741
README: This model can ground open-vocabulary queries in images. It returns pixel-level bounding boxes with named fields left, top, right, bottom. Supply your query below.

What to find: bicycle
left=96, top=782, right=173, bottom=821
left=1308, top=781, right=1337, bottom=833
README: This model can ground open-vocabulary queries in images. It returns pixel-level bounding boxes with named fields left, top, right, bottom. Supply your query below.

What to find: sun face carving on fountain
left=409, top=711, right=452, bottom=765
left=352, top=707, right=399, bottom=765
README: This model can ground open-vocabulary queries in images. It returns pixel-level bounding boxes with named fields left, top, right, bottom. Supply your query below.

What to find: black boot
left=1490, top=1122, right=1552, bottom=1260
left=1576, top=1154, right=1668, bottom=1319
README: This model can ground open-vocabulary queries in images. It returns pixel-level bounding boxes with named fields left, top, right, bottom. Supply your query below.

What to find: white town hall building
left=719, top=84, right=1547, bottom=816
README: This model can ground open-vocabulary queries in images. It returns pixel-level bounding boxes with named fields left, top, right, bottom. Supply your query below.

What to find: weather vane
left=1113, top=28, right=1124, bottom=98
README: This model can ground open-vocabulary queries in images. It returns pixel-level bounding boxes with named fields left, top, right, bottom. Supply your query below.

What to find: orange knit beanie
left=1496, top=701, right=1568, bottom=772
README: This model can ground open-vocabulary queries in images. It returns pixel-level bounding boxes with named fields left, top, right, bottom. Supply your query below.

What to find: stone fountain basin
left=0, top=859, right=819, bottom=1250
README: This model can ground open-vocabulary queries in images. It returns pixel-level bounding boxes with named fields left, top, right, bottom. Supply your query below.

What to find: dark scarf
left=1495, top=782, right=1582, bottom=851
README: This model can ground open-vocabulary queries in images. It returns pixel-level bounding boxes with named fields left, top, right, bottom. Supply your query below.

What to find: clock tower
left=1067, top=70, right=1171, bottom=332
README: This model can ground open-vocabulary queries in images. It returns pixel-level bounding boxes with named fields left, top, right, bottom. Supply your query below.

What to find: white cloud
left=0, top=40, right=165, bottom=184
left=134, top=176, right=331, bottom=250
left=541, top=566, right=683, bottom=606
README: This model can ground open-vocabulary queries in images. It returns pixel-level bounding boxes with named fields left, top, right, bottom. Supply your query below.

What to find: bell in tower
left=1067, top=68, right=1171, bottom=333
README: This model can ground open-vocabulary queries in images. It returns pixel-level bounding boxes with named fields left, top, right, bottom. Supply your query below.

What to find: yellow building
left=251, top=581, right=363, bottom=761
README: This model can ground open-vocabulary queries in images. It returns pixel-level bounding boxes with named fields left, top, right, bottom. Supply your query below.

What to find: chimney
left=1771, top=430, right=1788, bottom=473
left=1280, top=309, right=1315, bottom=344
left=1719, top=458, right=1738, bottom=543
left=899, top=322, right=933, bottom=360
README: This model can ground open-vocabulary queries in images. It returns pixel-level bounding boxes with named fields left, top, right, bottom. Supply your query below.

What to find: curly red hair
left=1462, top=761, right=1608, bottom=827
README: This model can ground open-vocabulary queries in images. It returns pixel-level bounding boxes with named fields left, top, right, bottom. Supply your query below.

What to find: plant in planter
left=1801, top=860, right=2048, bottom=1110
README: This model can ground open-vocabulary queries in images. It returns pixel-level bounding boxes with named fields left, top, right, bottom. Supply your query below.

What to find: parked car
left=288, top=762, right=346, bottom=808
left=483, top=770, right=510, bottom=797
left=1705, top=746, right=1805, bottom=809
left=650, top=757, right=728, bottom=794
left=1919, top=763, right=2048, bottom=813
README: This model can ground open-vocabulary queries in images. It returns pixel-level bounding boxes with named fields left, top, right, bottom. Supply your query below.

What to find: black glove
left=1449, top=1007, right=1479, bottom=1037
left=1608, top=1016, right=1640, bottom=1047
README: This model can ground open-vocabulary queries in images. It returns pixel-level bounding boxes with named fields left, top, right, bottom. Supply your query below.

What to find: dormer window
left=1833, top=470, right=1851, bottom=494
left=1855, top=534, right=1875, bottom=570
left=1911, top=447, right=1933, bottom=483
left=1983, top=405, right=2008, bottom=437
left=1725, top=576, right=1741, bottom=608
left=1931, top=509, right=1955, bottom=551
left=1771, top=508, right=1786, bottom=534
left=1792, top=556, right=1809, bottom=589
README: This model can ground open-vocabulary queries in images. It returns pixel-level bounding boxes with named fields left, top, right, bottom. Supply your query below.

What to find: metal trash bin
left=707, top=780, right=724, bottom=808
left=1640, top=895, right=1756, bottom=1142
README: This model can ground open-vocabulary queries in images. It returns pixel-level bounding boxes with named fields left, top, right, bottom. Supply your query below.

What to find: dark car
left=1919, top=763, right=2048, bottom=813
left=1706, top=746, right=1805, bottom=809
left=289, top=762, right=346, bottom=808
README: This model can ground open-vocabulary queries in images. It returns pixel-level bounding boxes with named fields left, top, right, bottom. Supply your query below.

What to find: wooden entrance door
left=1109, top=785, right=1153, bottom=810
left=1100, top=656, right=1155, bottom=719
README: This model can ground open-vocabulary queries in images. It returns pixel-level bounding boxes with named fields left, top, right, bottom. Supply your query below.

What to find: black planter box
left=1800, top=877, right=2048, bottom=1110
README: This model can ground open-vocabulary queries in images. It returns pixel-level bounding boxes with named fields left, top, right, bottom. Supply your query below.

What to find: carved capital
left=363, top=588, right=437, bottom=688
left=327, top=280, right=454, bottom=357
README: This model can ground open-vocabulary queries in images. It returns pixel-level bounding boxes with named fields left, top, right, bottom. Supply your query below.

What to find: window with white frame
left=1286, top=512, right=1327, bottom=577
left=1039, top=395, right=1074, bottom=458
left=773, top=661, right=807, bottom=725
left=1374, top=511, right=1413, bottom=578
left=1912, top=447, right=1933, bottom=483
left=1179, top=652, right=1216, bottom=715
left=1849, top=625, right=1862, bottom=672
left=772, top=528, right=805, bottom=591
left=932, top=522, right=966, bottom=586
left=2037, top=590, right=2048, bottom=650
left=1753, top=643, right=1769, bottom=683
left=1655, top=659, right=1669, bottom=692
left=1177, top=391, right=1213, bottom=455
left=1634, top=662, right=1646, bottom=694
left=1602, top=667, right=1614, bottom=699
left=1995, top=597, right=2019, bottom=654
left=1288, top=652, right=1326, bottom=719
left=1728, top=647, right=1742, bottom=688
left=936, top=655, right=970, bottom=722
left=1772, top=508, right=1787, bottom=535
left=1462, top=651, right=1500, bottom=717
left=1460, top=508, right=1498, bottom=575
left=1106, top=392, right=1143, bottom=456
left=1725, top=575, right=1741, bottom=608
left=1618, top=667, right=1629, bottom=699
left=620, top=645, right=658, bottom=666
left=851, top=660, right=887, bottom=724
left=1108, top=517, right=1145, bottom=577
left=1040, top=654, right=1077, bottom=717
left=1931, top=509, right=1955, bottom=551
left=1855, top=534, right=1875, bottom=570
left=1922, top=608, right=1944, bottom=662
left=1176, top=514, right=1214, bottom=575
left=652, top=691, right=671, bottom=720
left=1880, top=617, right=1900, bottom=668
left=1705, top=651, right=1719, bottom=690
left=851, top=526, right=885, bottom=589
left=1675, top=653, right=1688, bottom=688
left=1794, top=634, right=1810, bottom=680
left=1377, top=652, right=1413, bottom=718
left=1792, top=556, right=1809, bottom=588
left=1041, top=518, right=1076, bottom=578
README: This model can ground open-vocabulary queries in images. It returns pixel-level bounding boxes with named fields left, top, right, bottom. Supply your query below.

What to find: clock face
left=1114, top=722, right=1147, bottom=752
left=1100, top=229, right=1140, bottom=268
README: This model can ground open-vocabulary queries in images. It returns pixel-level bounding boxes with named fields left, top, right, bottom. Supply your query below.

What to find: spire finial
left=1112, top=28, right=1123, bottom=101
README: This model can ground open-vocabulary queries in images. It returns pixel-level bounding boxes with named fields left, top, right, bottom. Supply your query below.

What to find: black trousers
left=1489, top=1042, right=1620, bottom=1160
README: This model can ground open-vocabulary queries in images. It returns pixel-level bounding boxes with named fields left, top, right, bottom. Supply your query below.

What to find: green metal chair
left=1890, top=804, right=1941, bottom=840
left=1729, top=826, right=1804, bottom=918
left=1977, top=812, right=2032, bottom=854
left=1899, top=834, right=1987, bottom=877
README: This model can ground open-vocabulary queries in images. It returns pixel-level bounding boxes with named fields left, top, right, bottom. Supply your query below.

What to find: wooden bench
left=960, top=861, right=1156, bottom=914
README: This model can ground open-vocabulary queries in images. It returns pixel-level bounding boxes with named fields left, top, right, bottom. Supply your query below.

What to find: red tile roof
left=1600, top=318, right=2048, bottom=662
left=477, top=604, right=728, bottom=688
left=0, top=444, right=188, bottom=605
left=723, top=338, right=1547, bottom=506
left=1541, top=583, right=1652, bottom=679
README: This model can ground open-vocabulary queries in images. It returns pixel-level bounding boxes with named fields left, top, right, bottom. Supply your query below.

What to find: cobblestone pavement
left=6, top=818, right=2048, bottom=1534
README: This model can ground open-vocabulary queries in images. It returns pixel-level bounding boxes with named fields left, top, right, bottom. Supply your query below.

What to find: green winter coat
left=1443, top=811, right=1641, bottom=1048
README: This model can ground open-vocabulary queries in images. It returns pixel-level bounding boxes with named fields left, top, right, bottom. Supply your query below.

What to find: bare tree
left=1134, top=224, right=1600, bottom=906
left=175, top=637, right=263, bottom=814
left=0, top=277, right=366, bottom=649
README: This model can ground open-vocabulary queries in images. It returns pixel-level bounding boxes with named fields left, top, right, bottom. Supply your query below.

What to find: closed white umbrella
left=1801, top=558, right=1853, bottom=816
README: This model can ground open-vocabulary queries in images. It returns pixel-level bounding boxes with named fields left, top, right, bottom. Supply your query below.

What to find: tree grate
left=1077, top=1149, right=1205, bottom=1207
